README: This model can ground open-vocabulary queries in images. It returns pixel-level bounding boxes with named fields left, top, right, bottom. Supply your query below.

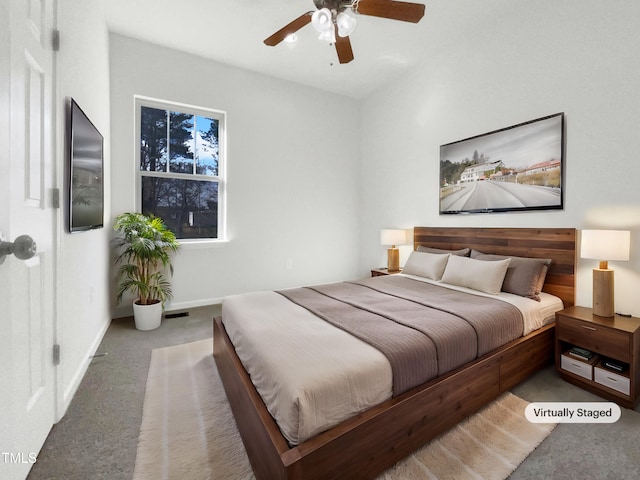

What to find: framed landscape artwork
left=439, top=113, right=564, bottom=215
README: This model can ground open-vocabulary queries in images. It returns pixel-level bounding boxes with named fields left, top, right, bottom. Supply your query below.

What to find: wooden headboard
left=414, top=227, right=577, bottom=307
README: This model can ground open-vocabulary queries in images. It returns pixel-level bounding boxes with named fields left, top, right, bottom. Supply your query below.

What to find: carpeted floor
left=28, top=306, right=219, bottom=480
left=28, top=305, right=640, bottom=479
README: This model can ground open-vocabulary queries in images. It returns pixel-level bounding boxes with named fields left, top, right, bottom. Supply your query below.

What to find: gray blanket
left=277, top=275, right=523, bottom=396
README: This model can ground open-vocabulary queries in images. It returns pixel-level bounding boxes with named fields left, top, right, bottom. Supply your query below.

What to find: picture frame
left=439, top=113, right=564, bottom=215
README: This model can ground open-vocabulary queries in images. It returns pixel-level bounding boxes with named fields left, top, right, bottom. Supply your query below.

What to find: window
left=136, top=97, right=226, bottom=241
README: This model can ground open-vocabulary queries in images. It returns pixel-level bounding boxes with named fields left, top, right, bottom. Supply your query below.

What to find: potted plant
left=113, top=212, right=180, bottom=330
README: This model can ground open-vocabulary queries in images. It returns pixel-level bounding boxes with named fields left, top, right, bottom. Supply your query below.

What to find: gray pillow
left=470, top=250, right=552, bottom=301
left=417, top=245, right=470, bottom=257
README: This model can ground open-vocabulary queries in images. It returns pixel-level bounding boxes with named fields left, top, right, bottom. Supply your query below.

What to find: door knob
left=0, top=234, right=37, bottom=265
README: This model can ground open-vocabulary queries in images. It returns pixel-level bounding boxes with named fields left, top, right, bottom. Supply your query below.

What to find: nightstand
left=555, top=306, right=640, bottom=408
left=371, top=268, right=402, bottom=277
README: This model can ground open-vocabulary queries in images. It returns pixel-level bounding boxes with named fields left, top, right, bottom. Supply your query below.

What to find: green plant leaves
left=113, top=212, right=180, bottom=307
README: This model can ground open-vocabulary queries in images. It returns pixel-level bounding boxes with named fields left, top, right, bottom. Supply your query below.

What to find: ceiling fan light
left=311, top=8, right=333, bottom=33
left=336, top=12, right=356, bottom=37
left=318, top=27, right=336, bottom=43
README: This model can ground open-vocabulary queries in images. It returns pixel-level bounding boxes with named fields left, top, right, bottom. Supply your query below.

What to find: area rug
left=133, top=338, right=556, bottom=480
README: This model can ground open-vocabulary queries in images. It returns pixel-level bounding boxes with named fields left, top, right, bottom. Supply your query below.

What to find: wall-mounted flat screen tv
left=439, top=113, right=564, bottom=215
left=67, top=98, right=104, bottom=232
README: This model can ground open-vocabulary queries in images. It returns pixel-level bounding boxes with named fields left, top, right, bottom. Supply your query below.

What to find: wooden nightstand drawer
left=557, top=316, right=630, bottom=362
left=594, top=367, right=630, bottom=395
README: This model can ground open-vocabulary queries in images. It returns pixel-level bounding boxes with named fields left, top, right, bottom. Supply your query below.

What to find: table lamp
left=380, top=229, right=407, bottom=272
left=581, top=229, right=630, bottom=317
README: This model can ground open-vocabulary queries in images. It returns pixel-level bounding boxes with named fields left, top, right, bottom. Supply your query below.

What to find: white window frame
left=134, top=95, right=227, bottom=244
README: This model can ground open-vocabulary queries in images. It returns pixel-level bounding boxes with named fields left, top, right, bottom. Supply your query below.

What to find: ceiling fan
left=264, top=0, right=426, bottom=64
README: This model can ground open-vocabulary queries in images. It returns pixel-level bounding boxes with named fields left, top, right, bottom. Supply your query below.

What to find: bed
left=213, top=227, right=577, bottom=479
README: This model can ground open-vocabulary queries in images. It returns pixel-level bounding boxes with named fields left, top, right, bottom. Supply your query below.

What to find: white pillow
left=402, top=251, right=450, bottom=280
left=440, top=255, right=511, bottom=294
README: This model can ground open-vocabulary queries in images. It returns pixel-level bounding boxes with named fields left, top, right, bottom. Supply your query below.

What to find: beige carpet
left=133, top=339, right=556, bottom=480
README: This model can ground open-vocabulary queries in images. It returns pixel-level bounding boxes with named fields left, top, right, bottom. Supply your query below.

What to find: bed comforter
left=221, top=274, right=561, bottom=445
left=278, top=276, right=523, bottom=396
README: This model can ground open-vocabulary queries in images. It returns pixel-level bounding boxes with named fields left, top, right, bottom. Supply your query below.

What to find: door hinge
left=53, top=344, right=60, bottom=366
left=51, top=188, right=60, bottom=209
left=52, top=29, right=60, bottom=52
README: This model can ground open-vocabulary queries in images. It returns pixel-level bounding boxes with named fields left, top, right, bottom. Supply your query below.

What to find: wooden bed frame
left=213, top=227, right=577, bottom=479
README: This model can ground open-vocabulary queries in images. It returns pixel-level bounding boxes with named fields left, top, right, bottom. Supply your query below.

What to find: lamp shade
left=311, top=8, right=333, bottom=33
left=581, top=230, right=630, bottom=261
left=336, top=12, right=357, bottom=37
left=381, top=229, right=407, bottom=246
left=318, top=27, right=336, bottom=43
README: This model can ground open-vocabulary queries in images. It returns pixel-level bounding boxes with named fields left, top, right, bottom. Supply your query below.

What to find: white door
left=0, top=1, right=57, bottom=479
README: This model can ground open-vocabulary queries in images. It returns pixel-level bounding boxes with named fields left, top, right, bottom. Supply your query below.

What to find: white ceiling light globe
left=336, top=12, right=356, bottom=37
left=311, top=8, right=333, bottom=33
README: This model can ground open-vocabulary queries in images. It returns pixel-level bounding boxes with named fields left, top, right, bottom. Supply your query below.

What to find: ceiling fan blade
left=355, top=0, right=425, bottom=23
left=264, top=11, right=313, bottom=46
left=334, top=27, right=354, bottom=64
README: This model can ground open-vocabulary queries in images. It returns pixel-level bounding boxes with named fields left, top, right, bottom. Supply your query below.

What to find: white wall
left=359, top=0, right=640, bottom=316
left=55, top=0, right=112, bottom=414
left=109, top=35, right=362, bottom=315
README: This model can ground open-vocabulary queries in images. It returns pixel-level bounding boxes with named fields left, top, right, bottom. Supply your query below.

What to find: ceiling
left=100, top=0, right=435, bottom=99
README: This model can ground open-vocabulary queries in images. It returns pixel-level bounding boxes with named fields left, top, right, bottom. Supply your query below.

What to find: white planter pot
left=133, top=300, right=163, bottom=331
